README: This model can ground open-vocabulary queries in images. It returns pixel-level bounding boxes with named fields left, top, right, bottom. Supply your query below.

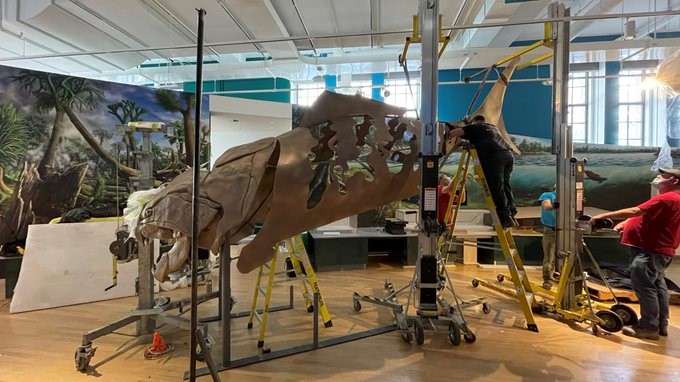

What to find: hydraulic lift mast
left=551, top=3, right=582, bottom=309
left=417, top=0, right=441, bottom=312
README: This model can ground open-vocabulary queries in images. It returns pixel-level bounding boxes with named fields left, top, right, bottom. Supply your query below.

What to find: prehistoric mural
left=0, top=64, right=209, bottom=252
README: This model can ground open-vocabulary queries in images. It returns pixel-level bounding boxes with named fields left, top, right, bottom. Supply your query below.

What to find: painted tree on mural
left=12, top=71, right=139, bottom=179
left=154, top=89, right=195, bottom=166
left=106, top=100, right=149, bottom=166
left=0, top=104, right=28, bottom=200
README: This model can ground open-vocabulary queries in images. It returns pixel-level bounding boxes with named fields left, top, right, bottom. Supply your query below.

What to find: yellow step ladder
left=441, top=146, right=539, bottom=332
left=247, top=234, right=333, bottom=352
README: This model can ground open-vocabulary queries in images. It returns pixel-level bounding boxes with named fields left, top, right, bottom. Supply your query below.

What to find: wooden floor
left=2, top=248, right=680, bottom=382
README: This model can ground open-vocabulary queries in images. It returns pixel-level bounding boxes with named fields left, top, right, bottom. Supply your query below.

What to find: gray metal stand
left=75, top=245, right=220, bottom=372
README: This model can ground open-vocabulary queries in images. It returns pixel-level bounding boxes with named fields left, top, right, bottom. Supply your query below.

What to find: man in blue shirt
left=539, top=188, right=557, bottom=289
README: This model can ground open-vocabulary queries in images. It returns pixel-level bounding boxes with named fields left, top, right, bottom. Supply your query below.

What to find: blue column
left=371, top=73, right=385, bottom=101
left=604, top=62, right=620, bottom=145
left=324, top=75, right=337, bottom=92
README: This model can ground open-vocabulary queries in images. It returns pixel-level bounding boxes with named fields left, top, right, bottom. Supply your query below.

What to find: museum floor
left=2, top=247, right=680, bottom=382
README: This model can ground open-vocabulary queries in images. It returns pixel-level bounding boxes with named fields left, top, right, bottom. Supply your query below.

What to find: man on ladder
left=445, top=115, right=518, bottom=229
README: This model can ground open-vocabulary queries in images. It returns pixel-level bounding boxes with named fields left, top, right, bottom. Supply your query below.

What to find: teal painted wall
left=185, top=60, right=632, bottom=143
left=324, top=74, right=336, bottom=90
left=439, top=65, right=553, bottom=139
left=183, top=77, right=291, bottom=103
left=371, top=73, right=385, bottom=101
left=604, top=62, right=621, bottom=144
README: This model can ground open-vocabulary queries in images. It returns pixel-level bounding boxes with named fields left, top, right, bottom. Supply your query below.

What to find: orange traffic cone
left=144, top=332, right=174, bottom=359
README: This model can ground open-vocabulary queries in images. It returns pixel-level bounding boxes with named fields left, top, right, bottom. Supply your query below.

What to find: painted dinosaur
left=135, top=58, right=521, bottom=280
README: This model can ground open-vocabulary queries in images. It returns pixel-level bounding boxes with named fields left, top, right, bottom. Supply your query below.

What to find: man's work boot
left=499, top=216, right=514, bottom=229
left=622, top=326, right=660, bottom=340
left=659, top=327, right=669, bottom=337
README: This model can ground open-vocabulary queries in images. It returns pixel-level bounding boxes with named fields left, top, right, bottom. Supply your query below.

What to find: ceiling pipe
left=291, top=0, right=318, bottom=56
left=327, top=0, right=343, bottom=51
left=148, top=0, right=221, bottom=58
left=54, top=1, right=160, bottom=62
left=215, top=0, right=266, bottom=56
left=0, top=7, right=678, bottom=63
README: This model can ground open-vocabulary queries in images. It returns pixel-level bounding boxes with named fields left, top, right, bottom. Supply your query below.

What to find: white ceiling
left=0, top=0, right=679, bottom=87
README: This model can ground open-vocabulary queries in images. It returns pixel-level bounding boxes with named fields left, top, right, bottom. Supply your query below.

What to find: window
left=568, top=72, right=589, bottom=143
left=336, top=80, right=372, bottom=97
left=384, top=78, right=420, bottom=118
left=293, top=82, right=324, bottom=106
left=618, top=69, right=646, bottom=146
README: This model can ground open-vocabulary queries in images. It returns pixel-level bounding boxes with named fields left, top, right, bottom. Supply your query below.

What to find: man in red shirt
left=590, top=168, right=680, bottom=340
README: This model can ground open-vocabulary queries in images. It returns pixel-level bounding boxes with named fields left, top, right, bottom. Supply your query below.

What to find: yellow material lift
left=247, top=234, right=332, bottom=353
left=445, top=149, right=638, bottom=334
left=440, top=145, right=539, bottom=332
left=472, top=159, right=638, bottom=335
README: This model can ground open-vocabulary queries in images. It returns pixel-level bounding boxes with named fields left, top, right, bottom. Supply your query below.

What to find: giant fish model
left=136, top=58, right=521, bottom=280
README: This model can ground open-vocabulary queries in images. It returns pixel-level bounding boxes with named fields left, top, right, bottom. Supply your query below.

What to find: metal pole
left=417, top=0, right=440, bottom=312
left=221, top=243, right=231, bottom=366
left=136, top=131, right=155, bottom=336
left=550, top=3, right=579, bottom=310
left=189, top=8, right=206, bottom=382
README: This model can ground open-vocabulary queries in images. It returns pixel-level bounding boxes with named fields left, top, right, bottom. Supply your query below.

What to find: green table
left=308, top=228, right=418, bottom=271
left=0, top=255, right=23, bottom=298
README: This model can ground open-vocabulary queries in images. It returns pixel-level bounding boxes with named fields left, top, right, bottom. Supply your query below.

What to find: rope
left=399, top=54, right=420, bottom=120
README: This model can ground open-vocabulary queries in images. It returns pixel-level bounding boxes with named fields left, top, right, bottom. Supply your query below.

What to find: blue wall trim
left=372, top=73, right=385, bottom=101
left=183, top=77, right=291, bottom=103
left=324, top=75, right=337, bottom=91
left=604, top=61, right=621, bottom=145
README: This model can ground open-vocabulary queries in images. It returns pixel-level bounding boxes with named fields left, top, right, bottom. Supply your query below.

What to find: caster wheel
left=471, top=279, right=479, bottom=288
left=196, top=350, right=205, bottom=362
left=324, top=320, right=333, bottom=328
left=401, top=330, right=413, bottom=343
left=610, top=304, right=638, bottom=326
left=497, top=274, right=505, bottom=283
left=482, top=302, right=490, bottom=315
left=247, top=322, right=253, bottom=329
left=595, top=309, right=624, bottom=333
left=463, top=331, right=477, bottom=344
left=592, top=323, right=600, bottom=336
left=448, top=322, right=461, bottom=346
left=75, top=344, right=95, bottom=372
left=353, top=299, right=362, bottom=312
left=414, top=320, right=425, bottom=346
left=531, top=301, right=546, bottom=314
left=306, top=305, right=315, bottom=313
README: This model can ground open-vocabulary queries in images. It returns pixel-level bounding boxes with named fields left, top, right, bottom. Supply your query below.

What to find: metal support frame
left=186, top=242, right=398, bottom=379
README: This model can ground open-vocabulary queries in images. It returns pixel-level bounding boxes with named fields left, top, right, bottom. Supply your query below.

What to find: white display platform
left=10, top=221, right=140, bottom=313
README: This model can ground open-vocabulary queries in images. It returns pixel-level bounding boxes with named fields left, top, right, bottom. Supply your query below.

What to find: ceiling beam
left=215, top=0, right=265, bottom=56
left=291, top=0, right=317, bottom=55
left=260, top=0, right=301, bottom=59
left=65, top=1, right=164, bottom=61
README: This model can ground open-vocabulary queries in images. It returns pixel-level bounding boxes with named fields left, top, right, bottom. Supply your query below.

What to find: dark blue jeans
left=628, top=247, right=674, bottom=330
left=478, top=150, right=516, bottom=219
